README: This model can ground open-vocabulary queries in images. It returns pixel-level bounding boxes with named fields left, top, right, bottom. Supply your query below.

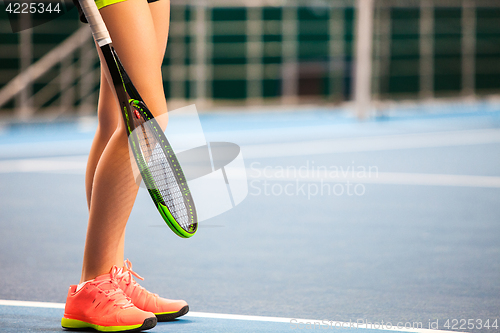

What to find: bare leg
left=113, top=0, right=171, bottom=265
left=85, top=0, right=171, bottom=208
left=85, top=70, right=120, bottom=209
left=81, top=0, right=170, bottom=282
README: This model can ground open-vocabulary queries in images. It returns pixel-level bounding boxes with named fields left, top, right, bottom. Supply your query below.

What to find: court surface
left=1, top=103, right=499, bottom=333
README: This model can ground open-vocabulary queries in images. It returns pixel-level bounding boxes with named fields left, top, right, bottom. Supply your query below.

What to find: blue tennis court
left=1, top=104, right=499, bottom=333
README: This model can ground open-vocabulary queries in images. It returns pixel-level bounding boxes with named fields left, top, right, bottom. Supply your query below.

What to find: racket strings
left=132, top=115, right=157, bottom=164
left=135, top=121, right=190, bottom=231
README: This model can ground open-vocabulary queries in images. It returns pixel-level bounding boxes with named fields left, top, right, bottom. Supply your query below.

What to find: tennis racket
left=78, top=0, right=197, bottom=238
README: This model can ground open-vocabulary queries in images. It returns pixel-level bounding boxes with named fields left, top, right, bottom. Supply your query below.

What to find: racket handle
left=78, top=0, right=111, bottom=46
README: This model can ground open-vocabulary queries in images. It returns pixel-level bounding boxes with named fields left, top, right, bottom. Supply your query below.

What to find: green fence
left=1, top=1, right=500, bottom=116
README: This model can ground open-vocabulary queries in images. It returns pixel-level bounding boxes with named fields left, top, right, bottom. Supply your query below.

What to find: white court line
left=0, top=156, right=87, bottom=174
left=1, top=129, right=500, bottom=161
left=0, top=299, right=65, bottom=309
left=0, top=299, right=461, bottom=333
left=249, top=169, right=500, bottom=188
left=243, top=128, right=500, bottom=158
left=0, top=140, right=91, bottom=159
left=1, top=157, right=500, bottom=188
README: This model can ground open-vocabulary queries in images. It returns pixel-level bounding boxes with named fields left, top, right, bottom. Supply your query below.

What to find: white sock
left=76, top=280, right=91, bottom=292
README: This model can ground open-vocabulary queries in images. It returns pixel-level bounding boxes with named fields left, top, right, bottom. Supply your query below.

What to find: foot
left=114, top=259, right=189, bottom=322
left=61, top=267, right=157, bottom=332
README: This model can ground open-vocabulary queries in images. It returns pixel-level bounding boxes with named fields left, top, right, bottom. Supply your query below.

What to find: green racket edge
left=157, top=202, right=196, bottom=238
left=137, top=151, right=197, bottom=239
left=127, top=102, right=197, bottom=238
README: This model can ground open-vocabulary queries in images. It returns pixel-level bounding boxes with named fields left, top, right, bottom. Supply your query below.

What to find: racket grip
left=78, top=0, right=111, bottom=46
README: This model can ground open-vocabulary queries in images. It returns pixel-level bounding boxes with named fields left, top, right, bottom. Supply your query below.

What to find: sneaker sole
left=61, top=316, right=157, bottom=332
left=155, top=305, right=189, bottom=322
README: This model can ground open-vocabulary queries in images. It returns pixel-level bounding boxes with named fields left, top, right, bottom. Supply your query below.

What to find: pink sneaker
left=114, top=260, right=189, bottom=322
left=61, top=267, right=157, bottom=332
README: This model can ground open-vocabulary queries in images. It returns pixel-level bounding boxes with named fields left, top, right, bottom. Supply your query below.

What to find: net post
left=329, top=5, right=345, bottom=103
left=192, top=5, right=208, bottom=108
left=205, top=7, right=213, bottom=105
left=354, top=0, right=374, bottom=119
left=419, top=0, right=434, bottom=100
left=281, top=5, right=299, bottom=105
left=246, top=6, right=264, bottom=105
left=461, top=0, right=476, bottom=98
left=372, top=2, right=391, bottom=102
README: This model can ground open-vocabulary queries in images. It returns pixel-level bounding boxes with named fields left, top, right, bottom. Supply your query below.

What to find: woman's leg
left=81, top=0, right=170, bottom=282
left=113, top=0, right=171, bottom=265
left=85, top=70, right=120, bottom=209
left=85, top=0, right=171, bottom=209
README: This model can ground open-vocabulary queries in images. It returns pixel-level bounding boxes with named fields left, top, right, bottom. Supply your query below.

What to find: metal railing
left=2, top=0, right=500, bottom=119
left=0, top=19, right=98, bottom=119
